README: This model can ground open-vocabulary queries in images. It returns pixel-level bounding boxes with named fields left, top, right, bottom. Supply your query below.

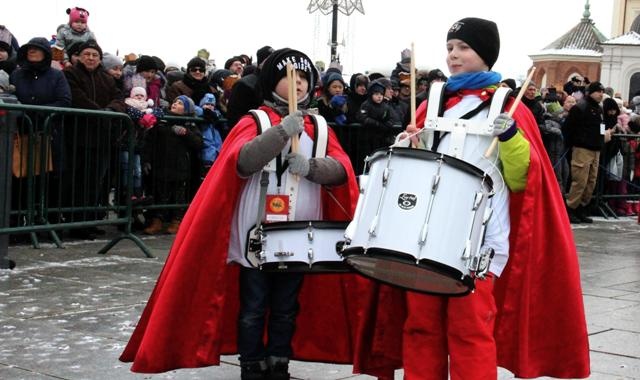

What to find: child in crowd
left=102, top=53, right=123, bottom=91
left=197, top=93, right=223, bottom=178
left=314, top=71, right=348, bottom=125
left=121, top=87, right=163, bottom=205
left=54, top=7, right=97, bottom=66
left=356, top=80, right=397, bottom=129
left=142, top=95, right=202, bottom=235
left=123, top=55, right=165, bottom=108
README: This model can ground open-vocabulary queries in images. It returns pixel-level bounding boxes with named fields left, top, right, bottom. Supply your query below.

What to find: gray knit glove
left=286, top=153, right=310, bottom=176
left=492, top=112, right=517, bottom=141
left=280, top=111, right=304, bottom=137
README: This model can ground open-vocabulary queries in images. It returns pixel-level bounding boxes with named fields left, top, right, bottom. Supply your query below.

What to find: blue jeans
left=119, top=150, right=142, bottom=196
left=238, top=267, right=304, bottom=362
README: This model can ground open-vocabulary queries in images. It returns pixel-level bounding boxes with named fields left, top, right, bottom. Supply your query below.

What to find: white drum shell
left=345, top=149, right=492, bottom=284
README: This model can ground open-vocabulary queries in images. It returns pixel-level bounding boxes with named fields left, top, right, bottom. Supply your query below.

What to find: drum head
left=344, top=248, right=474, bottom=296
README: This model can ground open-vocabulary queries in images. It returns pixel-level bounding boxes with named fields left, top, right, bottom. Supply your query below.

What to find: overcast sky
left=6, top=0, right=613, bottom=81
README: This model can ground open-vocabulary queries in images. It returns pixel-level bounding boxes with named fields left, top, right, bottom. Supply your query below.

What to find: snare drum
left=246, top=221, right=350, bottom=272
left=342, top=148, right=494, bottom=295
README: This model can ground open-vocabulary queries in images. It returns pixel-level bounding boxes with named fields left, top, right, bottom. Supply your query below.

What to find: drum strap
left=248, top=109, right=329, bottom=221
left=431, top=98, right=493, bottom=151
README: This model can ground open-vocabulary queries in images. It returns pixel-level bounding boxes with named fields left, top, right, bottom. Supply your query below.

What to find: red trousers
left=402, top=276, right=497, bottom=380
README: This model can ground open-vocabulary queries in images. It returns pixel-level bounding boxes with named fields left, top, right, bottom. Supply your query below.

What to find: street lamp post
left=308, top=0, right=365, bottom=64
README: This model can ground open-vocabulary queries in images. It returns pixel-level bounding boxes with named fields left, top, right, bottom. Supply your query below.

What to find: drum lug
left=308, top=248, right=314, bottom=268
left=307, top=222, right=314, bottom=241
left=467, top=247, right=494, bottom=278
left=472, top=192, right=484, bottom=211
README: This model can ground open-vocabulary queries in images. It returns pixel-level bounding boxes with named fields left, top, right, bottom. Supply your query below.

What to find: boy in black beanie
left=354, top=17, right=589, bottom=380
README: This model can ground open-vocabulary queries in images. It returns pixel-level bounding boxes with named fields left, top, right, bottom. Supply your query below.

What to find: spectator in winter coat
left=225, top=45, right=274, bottom=127
left=62, top=39, right=126, bottom=239
left=143, top=95, right=203, bottom=236
left=166, top=57, right=212, bottom=106
left=356, top=80, right=397, bottom=129
left=346, top=73, right=369, bottom=124
left=314, top=71, right=348, bottom=126
left=565, top=81, right=608, bottom=223
left=10, top=37, right=71, bottom=107
left=102, top=53, right=124, bottom=93
left=122, top=55, right=165, bottom=107
left=0, top=25, right=18, bottom=75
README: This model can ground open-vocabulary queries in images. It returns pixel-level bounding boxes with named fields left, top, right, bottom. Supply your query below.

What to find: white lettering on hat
left=449, top=21, right=464, bottom=33
left=275, top=56, right=312, bottom=74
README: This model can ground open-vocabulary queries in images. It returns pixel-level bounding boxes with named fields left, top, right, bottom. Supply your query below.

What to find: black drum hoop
left=343, top=246, right=475, bottom=296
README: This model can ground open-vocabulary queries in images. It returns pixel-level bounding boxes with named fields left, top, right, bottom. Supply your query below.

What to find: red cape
left=120, top=106, right=360, bottom=373
left=353, top=98, right=590, bottom=378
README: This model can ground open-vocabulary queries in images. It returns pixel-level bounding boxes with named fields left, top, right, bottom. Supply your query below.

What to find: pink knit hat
left=67, top=7, right=90, bottom=24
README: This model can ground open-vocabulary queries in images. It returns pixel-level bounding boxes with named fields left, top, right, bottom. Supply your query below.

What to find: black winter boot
left=566, top=206, right=582, bottom=224
left=240, top=360, right=267, bottom=380
left=577, top=205, right=593, bottom=223
left=266, top=357, right=290, bottom=380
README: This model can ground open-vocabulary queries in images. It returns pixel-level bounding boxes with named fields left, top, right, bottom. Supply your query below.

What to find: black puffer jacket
left=565, top=96, right=604, bottom=151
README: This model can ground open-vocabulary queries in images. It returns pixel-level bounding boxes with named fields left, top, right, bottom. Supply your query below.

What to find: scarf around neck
left=445, top=71, right=502, bottom=93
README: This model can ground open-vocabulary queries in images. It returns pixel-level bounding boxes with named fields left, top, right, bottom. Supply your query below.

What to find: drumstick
left=410, top=43, right=416, bottom=128
left=286, top=62, right=300, bottom=154
left=483, top=66, right=536, bottom=158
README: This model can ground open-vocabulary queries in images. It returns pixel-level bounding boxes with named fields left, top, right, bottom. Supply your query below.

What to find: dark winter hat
left=17, top=37, right=52, bottom=63
left=350, top=73, right=369, bottom=89
left=259, top=48, right=318, bottom=102
left=175, top=95, right=196, bottom=116
left=187, top=57, right=206, bottom=72
left=324, top=71, right=345, bottom=87
left=136, top=55, right=158, bottom=73
left=78, top=39, right=102, bottom=59
left=447, top=17, right=500, bottom=69
left=152, top=56, right=165, bottom=72
left=256, top=45, right=274, bottom=66
left=224, top=56, right=243, bottom=70
left=368, top=80, right=386, bottom=95
left=586, top=81, right=605, bottom=94
left=65, top=41, right=83, bottom=58
left=427, top=68, right=448, bottom=83
left=368, top=72, right=385, bottom=81
left=501, top=78, right=517, bottom=91
left=209, top=69, right=233, bottom=88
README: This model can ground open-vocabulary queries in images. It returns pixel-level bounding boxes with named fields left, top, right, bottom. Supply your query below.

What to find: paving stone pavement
left=0, top=216, right=638, bottom=379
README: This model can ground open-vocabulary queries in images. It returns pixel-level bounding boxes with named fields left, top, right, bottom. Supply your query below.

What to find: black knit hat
left=447, top=17, right=500, bottom=69
left=187, top=57, right=206, bottom=72
left=136, top=55, right=158, bottom=73
left=78, top=39, right=102, bottom=59
left=259, top=48, right=318, bottom=102
left=256, top=45, right=274, bottom=66
left=587, top=81, right=605, bottom=94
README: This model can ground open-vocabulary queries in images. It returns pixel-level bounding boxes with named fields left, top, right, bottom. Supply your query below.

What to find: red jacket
left=120, top=106, right=360, bottom=373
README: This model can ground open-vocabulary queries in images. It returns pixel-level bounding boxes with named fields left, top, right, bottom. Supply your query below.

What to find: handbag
left=11, top=133, right=54, bottom=178
left=607, top=150, right=623, bottom=181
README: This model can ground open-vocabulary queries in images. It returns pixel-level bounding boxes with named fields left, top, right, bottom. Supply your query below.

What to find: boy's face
left=327, top=80, right=344, bottom=96
left=355, top=84, right=367, bottom=96
left=171, top=99, right=185, bottom=114
left=141, top=69, right=157, bottom=82
left=107, top=66, right=123, bottom=79
left=384, top=87, right=393, bottom=99
left=371, top=92, right=384, bottom=104
left=446, top=39, right=488, bottom=76
left=71, top=21, right=87, bottom=33
left=0, top=49, right=8, bottom=62
left=274, top=70, right=309, bottom=103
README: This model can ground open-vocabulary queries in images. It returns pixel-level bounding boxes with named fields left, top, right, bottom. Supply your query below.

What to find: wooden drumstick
left=286, top=62, right=300, bottom=154
left=410, top=43, right=416, bottom=129
left=483, top=66, right=536, bottom=158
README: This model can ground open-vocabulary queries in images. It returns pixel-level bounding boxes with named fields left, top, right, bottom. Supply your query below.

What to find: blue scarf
left=445, top=71, right=502, bottom=92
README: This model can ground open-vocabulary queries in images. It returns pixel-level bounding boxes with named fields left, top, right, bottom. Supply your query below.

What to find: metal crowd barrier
left=0, top=102, right=149, bottom=265
left=593, top=133, right=640, bottom=218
